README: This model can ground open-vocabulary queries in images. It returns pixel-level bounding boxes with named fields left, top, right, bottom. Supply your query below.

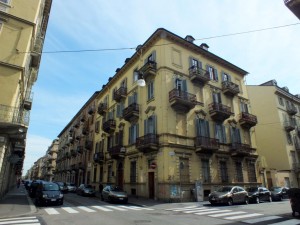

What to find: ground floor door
left=117, top=162, right=124, bottom=189
left=148, top=172, right=155, bottom=199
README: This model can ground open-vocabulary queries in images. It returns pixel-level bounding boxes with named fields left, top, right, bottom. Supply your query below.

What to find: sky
left=24, top=0, right=300, bottom=174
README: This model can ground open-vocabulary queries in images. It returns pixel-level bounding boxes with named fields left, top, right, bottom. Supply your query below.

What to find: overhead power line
left=20, top=22, right=300, bottom=54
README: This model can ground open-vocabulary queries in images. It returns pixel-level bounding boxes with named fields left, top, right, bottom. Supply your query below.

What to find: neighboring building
left=55, top=92, right=99, bottom=185
left=284, top=0, right=300, bottom=20
left=55, top=28, right=259, bottom=202
left=0, top=0, right=52, bottom=198
left=247, top=80, right=300, bottom=188
left=42, top=139, right=58, bottom=181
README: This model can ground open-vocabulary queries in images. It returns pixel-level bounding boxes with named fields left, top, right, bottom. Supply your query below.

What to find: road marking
left=129, top=206, right=154, bottom=211
left=44, top=208, right=60, bottom=215
left=119, top=206, right=143, bottom=210
left=173, top=207, right=207, bottom=212
left=242, top=215, right=282, bottom=224
left=0, top=217, right=37, bottom=222
left=210, top=211, right=247, bottom=217
left=92, top=206, right=113, bottom=211
left=0, top=219, right=39, bottom=225
left=62, top=207, right=79, bottom=213
left=166, top=206, right=199, bottom=210
left=194, top=209, right=232, bottom=215
left=224, top=213, right=263, bottom=220
left=105, top=206, right=128, bottom=211
left=269, top=219, right=300, bottom=225
left=184, top=208, right=219, bottom=213
left=77, top=206, right=97, bottom=212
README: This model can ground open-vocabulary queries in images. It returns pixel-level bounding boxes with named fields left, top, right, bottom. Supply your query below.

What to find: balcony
left=189, top=67, right=210, bottom=86
left=94, top=152, right=104, bottom=164
left=71, top=149, right=77, bottom=157
left=136, top=134, right=159, bottom=153
left=284, top=120, right=296, bottom=132
left=169, top=89, right=196, bottom=113
left=209, top=103, right=232, bottom=121
left=293, top=163, right=300, bottom=173
left=287, top=104, right=298, bottom=115
left=97, top=103, right=108, bottom=115
left=123, top=103, right=139, bottom=122
left=85, top=140, right=93, bottom=151
left=102, top=119, right=116, bottom=133
left=230, top=143, right=255, bottom=157
left=82, top=127, right=89, bottom=135
left=88, top=106, right=95, bottom=115
left=23, top=91, right=33, bottom=110
left=239, top=112, right=258, bottom=129
left=195, top=136, right=219, bottom=153
left=297, top=128, right=300, bottom=138
left=222, top=81, right=240, bottom=96
left=108, top=145, right=126, bottom=159
left=139, top=60, right=157, bottom=80
left=0, top=104, right=30, bottom=127
left=113, top=87, right=127, bottom=102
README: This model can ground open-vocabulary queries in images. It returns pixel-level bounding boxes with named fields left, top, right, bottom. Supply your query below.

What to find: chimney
left=185, top=35, right=195, bottom=43
left=115, top=68, right=121, bottom=73
left=200, top=43, right=209, bottom=51
left=125, top=58, right=130, bottom=63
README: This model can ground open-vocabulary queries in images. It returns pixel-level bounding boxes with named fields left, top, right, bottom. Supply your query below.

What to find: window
left=0, top=0, right=10, bottom=12
left=215, top=123, right=226, bottom=144
left=179, top=158, right=190, bottom=183
left=0, top=0, right=10, bottom=4
left=222, top=72, right=231, bottom=82
left=286, top=132, right=293, bottom=145
left=129, top=123, right=139, bottom=144
left=278, top=96, right=284, bottom=106
left=219, top=161, right=228, bottom=183
left=235, top=161, right=243, bottom=182
left=128, top=92, right=138, bottom=105
left=189, top=57, right=202, bottom=70
left=201, top=159, right=211, bottom=183
left=196, top=119, right=210, bottom=137
left=133, top=69, right=139, bottom=83
left=130, top=161, right=137, bottom=183
left=146, top=51, right=156, bottom=63
left=240, top=101, right=249, bottom=113
left=212, top=92, right=221, bottom=103
left=107, top=165, right=112, bottom=183
left=206, top=65, right=218, bottom=81
left=116, top=103, right=124, bottom=118
left=247, top=161, right=256, bottom=182
left=230, top=127, right=241, bottom=145
left=144, top=115, right=156, bottom=134
left=147, top=80, right=154, bottom=100
left=93, top=167, right=97, bottom=183
left=95, top=121, right=100, bottom=133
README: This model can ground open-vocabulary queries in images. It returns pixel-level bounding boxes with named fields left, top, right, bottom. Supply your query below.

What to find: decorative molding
left=145, top=106, right=156, bottom=114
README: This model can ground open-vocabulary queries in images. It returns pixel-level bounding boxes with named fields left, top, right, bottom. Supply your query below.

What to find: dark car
left=24, top=180, right=32, bottom=190
left=101, top=185, right=128, bottom=203
left=208, top=186, right=249, bottom=206
left=55, top=182, right=68, bottom=193
left=246, top=187, right=272, bottom=203
left=76, top=184, right=96, bottom=196
left=28, top=180, right=43, bottom=198
left=35, top=181, right=64, bottom=206
left=270, top=187, right=289, bottom=201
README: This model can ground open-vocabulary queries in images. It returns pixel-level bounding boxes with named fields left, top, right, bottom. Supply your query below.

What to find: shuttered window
left=130, top=161, right=137, bottom=183
left=215, top=123, right=226, bottom=144
left=206, top=65, right=218, bottom=81
left=129, top=123, right=139, bottom=144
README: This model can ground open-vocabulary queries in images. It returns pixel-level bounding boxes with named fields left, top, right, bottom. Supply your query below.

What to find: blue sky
left=24, top=0, right=300, bottom=173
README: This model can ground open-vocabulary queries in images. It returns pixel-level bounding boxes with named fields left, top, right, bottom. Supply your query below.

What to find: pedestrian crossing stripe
left=224, top=213, right=263, bottom=220
left=43, top=205, right=153, bottom=215
left=0, top=216, right=40, bottom=225
left=241, top=215, right=282, bottom=224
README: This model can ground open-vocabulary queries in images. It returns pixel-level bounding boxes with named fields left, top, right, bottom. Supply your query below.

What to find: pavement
left=0, top=184, right=194, bottom=219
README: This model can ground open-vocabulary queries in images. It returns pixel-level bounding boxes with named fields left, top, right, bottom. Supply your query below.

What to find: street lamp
left=137, top=72, right=146, bottom=87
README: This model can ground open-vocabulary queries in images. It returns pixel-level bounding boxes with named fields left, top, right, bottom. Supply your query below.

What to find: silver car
left=101, top=185, right=128, bottom=203
left=209, top=186, right=249, bottom=206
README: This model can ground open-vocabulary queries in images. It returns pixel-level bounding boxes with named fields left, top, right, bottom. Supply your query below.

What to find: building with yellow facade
left=0, top=0, right=51, bottom=198
left=54, top=28, right=260, bottom=202
left=247, top=80, right=300, bottom=188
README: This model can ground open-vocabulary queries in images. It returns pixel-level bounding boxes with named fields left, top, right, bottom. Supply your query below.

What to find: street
left=2, top=193, right=298, bottom=225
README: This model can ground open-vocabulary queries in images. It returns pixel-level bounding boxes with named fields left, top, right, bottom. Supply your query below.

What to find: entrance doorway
left=117, top=162, right=124, bottom=189
left=148, top=172, right=155, bottom=199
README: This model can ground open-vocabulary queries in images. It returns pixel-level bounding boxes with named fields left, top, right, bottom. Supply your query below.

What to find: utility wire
left=19, top=22, right=300, bottom=54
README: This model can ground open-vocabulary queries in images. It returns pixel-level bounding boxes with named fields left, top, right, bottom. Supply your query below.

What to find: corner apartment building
left=41, top=139, right=58, bottom=181
left=55, top=28, right=260, bottom=202
left=247, top=80, right=300, bottom=188
left=0, top=0, right=51, bottom=198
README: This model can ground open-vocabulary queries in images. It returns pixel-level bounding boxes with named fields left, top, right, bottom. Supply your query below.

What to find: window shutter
left=228, top=74, right=231, bottom=82
left=236, top=128, right=241, bottom=143
left=189, top=57, right=193, bottom=69
left=198, top=61, right=202, bottom=69
left=182, top=80, right=187, bottom=92
left=222, top=72, right=225, bottom=81
left=205, top=120, right=210, bottom=138
left=136, top=123, right=139, bottom=138
left=128, top=95, right=133, bottom=105
left=222, top=125, right=227, bottom=143
left=144, top=119, right=147, bottom=135
left=117, top=104, right=120, bottom=117
left=214, top=68, right=218, bottom=81
left=129, top=127, right=132, bottom=144
left=133, top=92, right=138, bottom=103
left=153, top=115, right=157, bottom=134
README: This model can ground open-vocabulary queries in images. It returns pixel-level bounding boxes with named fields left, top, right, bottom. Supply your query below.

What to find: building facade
left=284, top=0, right=300, bottom=20
left=54, top=28, right=260, bottom=202
left=247, top=80, right=300, bottom=188
left=0, top=0, right=52, bottom=198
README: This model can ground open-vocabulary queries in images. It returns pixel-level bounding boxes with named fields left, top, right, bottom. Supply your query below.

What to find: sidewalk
left=0, top=185, right=35, bottom=219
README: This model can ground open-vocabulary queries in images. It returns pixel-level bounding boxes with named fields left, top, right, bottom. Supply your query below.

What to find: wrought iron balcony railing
left=169, top=88, right=196, bottom=113
left=209, top=102, right=232, bottom=121
left=222, top=81, right=240, bottom=96
left=239, top=112, right=258, bottom=129
left=0, top=104, right=30, bottom=126
left=195, top=136, right=219, bottom=153
left=189, top=67, right=210, bottom=86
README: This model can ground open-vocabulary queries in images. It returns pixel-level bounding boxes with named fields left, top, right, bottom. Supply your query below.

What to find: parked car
left=208, top=186, right=249, bottom=206
left=28, top=180, right=43, bottom=198
left=270, top=187, right=289, bottom=201
left=35, top=181, right=64, bottom=206
left=24, top=180, right=32, bottom=190
left=101, top=185, right=128, bottom=203
left=246, top=187, right=272, bottom=203
left=66, top=183, right=77, bottom=193
left=76, top=184, right=96, bottom=196
left=55, top=182, right=68, bottom=193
